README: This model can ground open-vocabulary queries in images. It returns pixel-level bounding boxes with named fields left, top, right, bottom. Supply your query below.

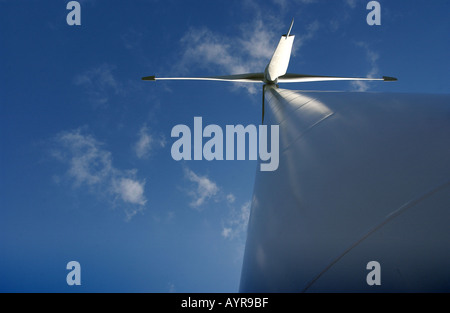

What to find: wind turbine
left=142, top=19, right=397, bottom=122
left=143, top=20, right=450, bottom=293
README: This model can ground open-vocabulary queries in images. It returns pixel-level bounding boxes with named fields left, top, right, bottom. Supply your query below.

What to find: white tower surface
left=239, top=87, right=450, bottom=292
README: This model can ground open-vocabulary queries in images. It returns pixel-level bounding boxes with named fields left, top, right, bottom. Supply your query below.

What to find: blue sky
left=0, top=0, right=449, bottom=292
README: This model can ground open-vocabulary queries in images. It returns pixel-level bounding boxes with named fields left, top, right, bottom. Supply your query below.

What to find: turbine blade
left=277, top=73, right=397, bottom=83
left=265, top=35, right=295, bottom=82
left=286, top=18, right=294, bottom=37
left=142, top=73, right=265, bottom=83
left=262, top=84, right=266, bottom=124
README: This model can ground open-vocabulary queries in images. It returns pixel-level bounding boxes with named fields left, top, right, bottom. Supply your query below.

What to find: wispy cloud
left=271, top=0, right=318, bottom=12
left=184, top=168, right=219, bottom=209
left=135, top=126, right=152, bottom=159
left=292, top=20, right=320, bottom=55
left=221, top=201, right=251, bottom=240
left=345, top=0, right=357, bottom=9
left=175, top=19, right=279, bottom=95
left=351, top=42, right=380, bottom=92
left=112, top=178, right=146, bottom=206
left=174, top=17, right=320, bottom=95
left=134, top=124, right=166, bottom=159
left=167, top=282, right=176, bottom=293
left=181, top=167, right=250, bottom=248
left=51, top=127, right=147, bottom=220
left=226, top=193, right=236, bottom=204
left=74, top=64, right=123, bottom=107
left=121, top=28, right=144, bottom=51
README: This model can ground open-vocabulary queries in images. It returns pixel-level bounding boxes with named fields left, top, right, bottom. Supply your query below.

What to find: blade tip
left=284, top=18, right=295, bottom=38
left=383, top=76, right=398, bottom=82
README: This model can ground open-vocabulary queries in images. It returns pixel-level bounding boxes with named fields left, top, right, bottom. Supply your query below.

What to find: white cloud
left=180, top=167, right=250, bottom=248
left=345, top=0, right=357, bottom=9
left=238, top=19, right=280, bottom=62
left=113, top=178, right=146, bottom=205
left=74, top=64, right=122, bottom=106
left=175, top=17, right=320, bottom=95
left=222, top=201, right=251, bottom=240
left=168, top=282, right=176, bottom=293
left=226, top=193, right=236, bottom=204
left=184, top=168, right=219, bottom=208
left=292, top=20, right=320, bottom=55
left=221, top=227, right=232, bottom=238
left=53, top=129, right=112, bottom=186
left=134, top=124, right=166, bottom=159
left=135, top=125, right=153, bottom=159
left=272, top=0, right=317, bottom=11
left=52, top=128, right=147, bottom=219
left=176, top=19, right=280, bottom=95
left=351, top=42, right=380, bottom=92
left=121, top=28, right=143, bottom=50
